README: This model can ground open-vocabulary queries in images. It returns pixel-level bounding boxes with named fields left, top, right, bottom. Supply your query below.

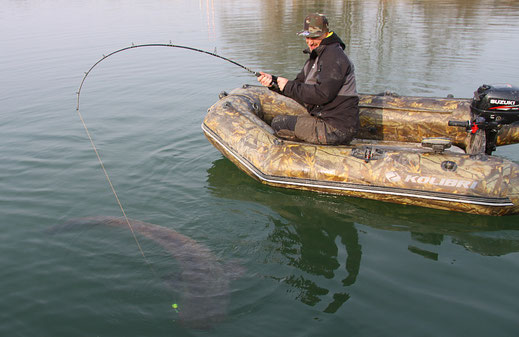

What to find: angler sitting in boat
left=257, top=13, right=359, bottom=146
left=202, top=83, right=519, bottom=216
left=201, top=16, right=519, bottom=216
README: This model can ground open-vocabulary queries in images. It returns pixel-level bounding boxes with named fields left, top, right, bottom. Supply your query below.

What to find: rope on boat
left=75, top=43, right=259, bottom=267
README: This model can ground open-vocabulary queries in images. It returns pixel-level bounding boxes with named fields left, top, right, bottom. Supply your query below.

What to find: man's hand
left=257, top=72, right=288, bottom=91
left=276, top=77, right=288, bottom=91
left=257, top=72, right=273, bottom=87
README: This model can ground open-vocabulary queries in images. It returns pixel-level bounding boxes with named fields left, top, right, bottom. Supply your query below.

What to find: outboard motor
left=449, top=84, right=519, bottom=154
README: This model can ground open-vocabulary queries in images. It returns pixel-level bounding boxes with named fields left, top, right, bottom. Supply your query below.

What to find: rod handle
left=448, top=120, right=470, bottom=127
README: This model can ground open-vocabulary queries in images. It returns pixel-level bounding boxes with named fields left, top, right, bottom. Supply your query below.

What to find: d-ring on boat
left=202, top=84, right=519, bottom=216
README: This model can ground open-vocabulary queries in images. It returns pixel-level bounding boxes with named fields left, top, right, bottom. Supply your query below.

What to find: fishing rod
left=74, top=43, right=262, bottom=277
left=76, top=42, right=261, bottom=111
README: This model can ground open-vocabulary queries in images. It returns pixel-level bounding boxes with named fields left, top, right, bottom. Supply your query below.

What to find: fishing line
left=75, top=43, right=259, bottom=283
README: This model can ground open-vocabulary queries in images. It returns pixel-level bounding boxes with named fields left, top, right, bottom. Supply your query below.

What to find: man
left=257, top=13, right=359, bottom=145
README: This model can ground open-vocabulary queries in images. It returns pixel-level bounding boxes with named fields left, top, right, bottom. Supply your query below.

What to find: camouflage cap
left=297, top=13, right=329, bottom=38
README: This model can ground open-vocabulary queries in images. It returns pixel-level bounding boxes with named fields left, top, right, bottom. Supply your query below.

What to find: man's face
left=305, top=32, right=327, bottom=51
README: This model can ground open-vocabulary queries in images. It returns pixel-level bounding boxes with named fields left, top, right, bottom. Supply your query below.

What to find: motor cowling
left=471, top=84, right=519, bottom=125
left=449, top=84, right=519, bottom=155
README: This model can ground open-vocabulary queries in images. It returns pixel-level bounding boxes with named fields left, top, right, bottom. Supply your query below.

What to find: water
left=2, top=0, right=519, bottom=335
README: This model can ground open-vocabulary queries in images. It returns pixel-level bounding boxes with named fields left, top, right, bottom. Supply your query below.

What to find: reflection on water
left=206, top=158, right=519, bottom=310
left=217, top=0, right=519, bottom=96
left=200, top=0, right=217, bottom=45
left=207, top=159, right=361, bottom=313
left=0, top=0, right=518, bottom=334
left=268, top=216, right=360, bottom=313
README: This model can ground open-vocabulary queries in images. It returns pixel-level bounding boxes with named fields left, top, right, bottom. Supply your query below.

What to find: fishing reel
left=449, top=84, right=519, bottom=155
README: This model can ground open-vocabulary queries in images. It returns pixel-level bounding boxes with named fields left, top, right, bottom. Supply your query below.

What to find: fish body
left=55, top=216, right=240, bottom=329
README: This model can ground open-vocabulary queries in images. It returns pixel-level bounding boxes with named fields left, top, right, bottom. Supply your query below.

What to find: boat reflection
left=265, top=201, right=360, bottom=313
left=206, top=158, right=519, bottom=310
left=207, top=158, right=360, bottom=312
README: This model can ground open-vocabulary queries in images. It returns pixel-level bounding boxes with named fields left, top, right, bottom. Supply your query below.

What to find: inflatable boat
left=202, top=85, right=519, bottom=216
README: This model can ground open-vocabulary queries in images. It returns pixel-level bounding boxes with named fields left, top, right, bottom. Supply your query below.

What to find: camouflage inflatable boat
left=202, top=85, right=519, bottom=216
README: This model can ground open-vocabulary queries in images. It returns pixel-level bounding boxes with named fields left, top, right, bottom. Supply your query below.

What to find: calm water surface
left=1, top=0, right=519, bottom=336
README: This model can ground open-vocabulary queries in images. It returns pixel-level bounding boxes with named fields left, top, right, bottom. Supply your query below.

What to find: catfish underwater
left=52, top=216, right=243, bottom=329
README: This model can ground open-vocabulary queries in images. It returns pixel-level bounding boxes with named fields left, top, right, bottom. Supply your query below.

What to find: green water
left=2, top=0, right=519, bottom=336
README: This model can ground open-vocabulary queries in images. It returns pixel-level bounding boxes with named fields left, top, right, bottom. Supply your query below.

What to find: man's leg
left=272, top=114, right=355, bottom=145
left=271, top=115, right=299, bottom=140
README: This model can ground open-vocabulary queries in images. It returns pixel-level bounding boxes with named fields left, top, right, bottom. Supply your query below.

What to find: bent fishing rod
left=76, top=42, right=262, bottom=111
left=74, top=42, right=263, bottom=266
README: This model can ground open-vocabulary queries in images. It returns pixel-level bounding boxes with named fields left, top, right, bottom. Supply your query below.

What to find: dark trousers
left=271, top=115, right=355, bottom=145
